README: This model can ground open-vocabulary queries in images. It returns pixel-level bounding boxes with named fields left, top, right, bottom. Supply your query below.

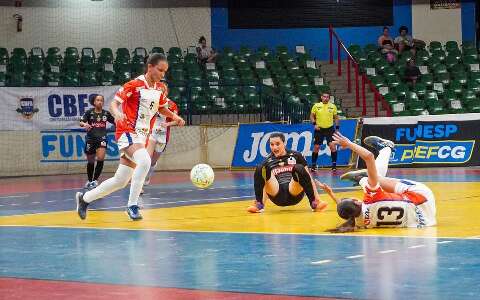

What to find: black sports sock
left=331, top=151, right=338, bottom=165
left=312, top=152, right=319, bottom=166
left=292, top=164, right=316, bottom=207
left=93, top=160, right=104, bottom=181
left=254, top=165, right=267, bottom=204
left=87, top=162, right=94, bottom=182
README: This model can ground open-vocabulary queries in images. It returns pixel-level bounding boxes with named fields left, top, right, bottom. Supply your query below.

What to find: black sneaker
left=310, top=165, right=317, bottom=172
left=331, top=165, right=337, bottom=172
left=363, top=136, right=395, bottom=151
left=75, top=192, right=89, bottom=220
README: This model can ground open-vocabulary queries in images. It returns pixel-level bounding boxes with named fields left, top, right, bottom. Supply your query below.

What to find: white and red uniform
left=113, top=75, right=168, bottom=150
left=149, top=99, right=179, bottom=153
left=356, top=179, right=436, bottom=228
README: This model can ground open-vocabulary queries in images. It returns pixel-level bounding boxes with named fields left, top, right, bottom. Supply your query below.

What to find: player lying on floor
left=247, top=132, right=328, bottom=213
left=316, top=133, right=436, bottom=232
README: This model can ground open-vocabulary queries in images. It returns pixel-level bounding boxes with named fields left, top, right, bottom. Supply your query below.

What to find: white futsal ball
left=190, top=164, right=215, bottom=189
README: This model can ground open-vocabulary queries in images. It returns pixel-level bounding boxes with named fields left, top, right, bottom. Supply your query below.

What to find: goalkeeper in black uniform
left=248, top=132, right=328, bottom=213
left=80, top=94, right=115, bottom=190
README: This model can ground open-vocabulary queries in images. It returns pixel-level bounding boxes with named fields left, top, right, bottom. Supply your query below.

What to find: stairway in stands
left=320, top=61, right=389, bottom=118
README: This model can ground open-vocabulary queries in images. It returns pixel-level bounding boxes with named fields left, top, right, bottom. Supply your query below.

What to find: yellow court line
left=1, top=182, right=479, bottom=239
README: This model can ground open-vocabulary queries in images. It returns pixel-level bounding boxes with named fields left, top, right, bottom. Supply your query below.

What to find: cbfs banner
left=231, top=119, right=358, bottom=168
left=41, top=129, right=119, bottom=163
left=0, top=86, right=118, bottom=130
left=359, top=114, right=480, bottom=167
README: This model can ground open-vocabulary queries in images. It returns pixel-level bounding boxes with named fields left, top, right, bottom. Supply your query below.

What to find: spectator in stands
left=377, top=27, right=397, bottom=63
left=197, top=36, right=217, bottom=64
left=394, top=26, right=415, bottom=55
left=404, top=58, right=421, bottom=86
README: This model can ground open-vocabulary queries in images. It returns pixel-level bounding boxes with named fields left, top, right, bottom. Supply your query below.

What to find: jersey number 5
left=376, top=207, right=404, bottom=226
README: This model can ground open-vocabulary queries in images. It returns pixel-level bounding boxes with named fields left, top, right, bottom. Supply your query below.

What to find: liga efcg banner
left=359, top=114, right=480, bottom=168
left=0, top=86, right=119, bottom=130
left=231, top=119, right=358, bottom=168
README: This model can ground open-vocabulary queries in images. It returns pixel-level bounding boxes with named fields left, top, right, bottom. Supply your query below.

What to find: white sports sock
left=83, top=164, right=134, bottom=203
left=376, top=147, right=392, bottom=177
left=128, top=148, right=151, bottom=207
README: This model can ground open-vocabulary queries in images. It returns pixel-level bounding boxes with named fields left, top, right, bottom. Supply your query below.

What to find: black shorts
left=314, top=126, right=335, bottom=145
left=267, top=183, right=305, bottom=207
left=84, top=138, right=107, bottom=155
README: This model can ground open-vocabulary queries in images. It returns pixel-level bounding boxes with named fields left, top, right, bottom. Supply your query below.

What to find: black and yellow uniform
left=254, top=150, right=317, bottom=208
left=81, top=108, right=115, bottom=155
left=310, top=101, right=338, bottom=169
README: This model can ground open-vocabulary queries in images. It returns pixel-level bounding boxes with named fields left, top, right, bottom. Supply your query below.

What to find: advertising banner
left=232, top=120, right=358, bottom=168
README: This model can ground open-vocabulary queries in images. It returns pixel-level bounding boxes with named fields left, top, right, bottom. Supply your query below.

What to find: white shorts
left=394, top=179, right=437, bottom=227
left=117, top=132, right=147, bottom=151
left=149, top=133, right=168, bottom=153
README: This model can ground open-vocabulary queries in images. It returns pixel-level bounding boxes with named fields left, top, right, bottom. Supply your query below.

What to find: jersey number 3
left=377, top=207, right=404, bottom=226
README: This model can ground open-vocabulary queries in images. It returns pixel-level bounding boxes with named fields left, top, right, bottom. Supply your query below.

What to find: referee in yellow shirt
left=310, top=92, right=340, bottom=171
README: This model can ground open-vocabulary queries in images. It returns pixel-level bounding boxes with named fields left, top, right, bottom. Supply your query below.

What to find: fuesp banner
left=359, top=114, right=480, bottom=167
left=0, top=86, right=119, bottom=130
left=232, top=120, right=358, bottom=168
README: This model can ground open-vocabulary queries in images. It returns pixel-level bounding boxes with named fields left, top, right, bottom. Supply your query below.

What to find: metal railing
left=328, top=25, right=392, bottom=117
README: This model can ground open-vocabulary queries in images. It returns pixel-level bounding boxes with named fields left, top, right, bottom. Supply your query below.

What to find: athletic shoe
left=84, top=181, right=92, bottom=189
left=363, top=136, right=395, bottom=151
left=331, top=165, right=337, bottom=172
left=311, top=199, right=328, bottom=212
left=340, top=169, right=368, bottom=185
left=90, top=180, right=99, bottom=188
left=126, top=205, right=143, bottom=220
left=310, top=165, right=317, bottom=172
left=75, top=192, right=89, bottom=220
left=247, top=201, right=264, bottom=213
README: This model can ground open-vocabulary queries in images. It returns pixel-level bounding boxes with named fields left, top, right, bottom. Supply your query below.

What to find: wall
left=0, top=4, right=211, bottom=53
left=412, top=0, right=462, bottom=44
left=211, top=0, right=412, bottom=61
left=0, top=126, right=237, bottom=177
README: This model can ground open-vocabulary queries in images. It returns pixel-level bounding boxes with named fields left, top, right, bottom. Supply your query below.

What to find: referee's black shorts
left=314, top=126, right=335, bottom=145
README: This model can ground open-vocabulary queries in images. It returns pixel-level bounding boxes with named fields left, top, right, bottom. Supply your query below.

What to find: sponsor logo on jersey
left=272, top=165, right=294, bottom=176
left=16, top=96, right=39, bottom=120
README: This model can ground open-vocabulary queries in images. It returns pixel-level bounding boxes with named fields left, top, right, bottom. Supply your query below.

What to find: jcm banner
left=41, top=130, right=119, bottom=163
left=0, top=86, right=118, bottom=130
left=360, top=115, right=480, bottom=167
left=231, top=120, right=358, bottom=168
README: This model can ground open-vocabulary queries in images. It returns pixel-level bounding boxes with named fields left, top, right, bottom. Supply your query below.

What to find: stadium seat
left=429, top=41, right=443, bottom=52
left=62, top=70, right=79, bottom=86
left=98, top=71, right=114, bottom=86
left=0, top=71, right=5, bottom=86
left=81, top=48, right=96, bottom=71
left=115, top=71, right=131, bottom=85
left=81, top=71, right=98, bottom=86
left=12, top=48, right=27, bottom=59
left=45, top=72, right=61, bottom=86
left=116, top=48, right=130, bottom=63
left=150, top=47, right=165, bottom=54
left=29, top=71, right=45, bottom=87
left=168, top=47, right=183, bottom=59
left=47, top=47, right=61, bottom=58
left=8, top=72, right=25, bottom=86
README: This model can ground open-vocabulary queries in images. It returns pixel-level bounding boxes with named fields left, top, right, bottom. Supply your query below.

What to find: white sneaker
left=91, top=180, right=99, bottom=188
left=84, top=181, right=92, bottom=189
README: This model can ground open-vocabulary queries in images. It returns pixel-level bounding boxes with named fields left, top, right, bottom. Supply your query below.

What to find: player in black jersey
left=247, top=132, right=328, bottom=213
left=80, top=95, right=115, bottom=189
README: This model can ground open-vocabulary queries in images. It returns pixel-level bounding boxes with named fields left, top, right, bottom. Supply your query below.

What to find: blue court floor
left=1, top=168, right=480, bottom=300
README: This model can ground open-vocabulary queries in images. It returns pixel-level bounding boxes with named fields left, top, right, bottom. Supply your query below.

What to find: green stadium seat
left=116, top=48, right=130, bottom=63
left=416, top=49, right=430, bottom=64
left=8, top=72, right=25, bottom=86
left=0, top=71, right=6, bottom=86
left=115, top=71, right=131, bottom=85
left=98, top=71, right=114, bottom=86
left=133, top=47, right=147, bottom=59
left=448, top=80, right=463, bottom=94
left=47, top=47, right=61, bottom=58
left=45, top=72, right=61, bottom=86
left=63, top=70, right=80, bottom=87
left=150, top=47, right=164, bottom=54
left=445, top=41, right=459, bottom=53
left=29, top=71, right=44, bottom=87
left=29, top=47, right=44, bottom=62
left=239, top=46, right=252, bottom=57
left=12, top=48, right=27, bottom=59
left=80, top=48, right=96, bottom=72
left=429, top=41, right=443, bottom=52
left=467, top=80, right=480, bottom=94
left=168, top=47, right=183, bottom=59
left=81, top=71, right=98, bottom=86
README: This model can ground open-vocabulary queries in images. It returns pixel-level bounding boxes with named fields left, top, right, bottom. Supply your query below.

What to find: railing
left=328, top=25, right=392, bottom=117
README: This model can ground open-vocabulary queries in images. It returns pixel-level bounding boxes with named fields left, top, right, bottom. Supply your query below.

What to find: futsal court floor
left=1, top=167, right=479, bottom=300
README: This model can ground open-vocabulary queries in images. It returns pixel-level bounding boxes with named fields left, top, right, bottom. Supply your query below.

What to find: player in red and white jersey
left=75, top=53, right=185, bottom=221
left=316, top=133, right=436, bottom=232
left=144, top=99, right=180, bottom=186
